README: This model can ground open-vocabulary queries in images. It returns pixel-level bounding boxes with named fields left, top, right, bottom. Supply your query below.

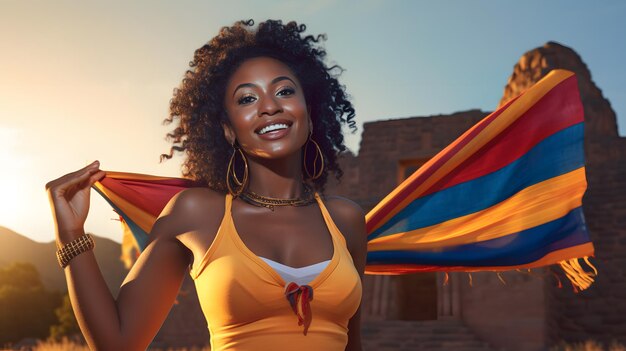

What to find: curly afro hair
left=159, top=19, right=356, bottom=193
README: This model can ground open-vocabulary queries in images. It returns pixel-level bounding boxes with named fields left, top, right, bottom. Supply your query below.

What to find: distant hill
left=0, top=226, right=129, bottom=296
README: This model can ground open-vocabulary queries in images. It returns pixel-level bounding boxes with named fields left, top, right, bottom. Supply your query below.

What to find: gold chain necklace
left=239, top=186, right=316, bottom=211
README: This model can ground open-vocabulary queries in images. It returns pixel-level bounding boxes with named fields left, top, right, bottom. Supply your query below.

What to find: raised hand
left=45, top=160, right=106, bottom=244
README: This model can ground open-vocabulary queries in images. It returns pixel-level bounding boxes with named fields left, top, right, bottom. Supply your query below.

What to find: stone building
left=151, top=42, right=626, bottom=351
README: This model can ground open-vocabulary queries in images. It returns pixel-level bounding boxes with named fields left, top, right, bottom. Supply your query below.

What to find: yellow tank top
left=189, top=192, right=363, bottom=351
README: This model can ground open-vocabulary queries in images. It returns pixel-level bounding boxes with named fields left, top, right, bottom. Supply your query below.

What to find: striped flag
left=92, top=69, right=596, bottom=291
left=365, top=69, right=595, bottom=291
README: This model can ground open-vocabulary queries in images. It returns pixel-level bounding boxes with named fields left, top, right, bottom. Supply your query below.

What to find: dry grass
left=550, top=340, right=626, bottom=351
left=9, top=337, right=211, bottom=351
left=10, top=337, right=626, bottom=351
left=30, top=338, right=89, bottom=351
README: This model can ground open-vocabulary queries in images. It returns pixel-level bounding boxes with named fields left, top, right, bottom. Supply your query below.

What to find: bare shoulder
left=322, top=195, right=366, bottom=225
left=321, top=195, right=366, bottom=255
left=150, top=187, right=226, bottom=241
left=160, top=187, right=224, bottom=219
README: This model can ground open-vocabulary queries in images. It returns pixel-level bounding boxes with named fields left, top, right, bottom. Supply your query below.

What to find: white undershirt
left=259, top=257, right=331, bottom=286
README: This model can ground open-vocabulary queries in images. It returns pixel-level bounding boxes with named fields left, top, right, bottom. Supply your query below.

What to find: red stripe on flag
left=366, top=94, right=520, bottom=233
left=421, top=75, right=583, bottom=197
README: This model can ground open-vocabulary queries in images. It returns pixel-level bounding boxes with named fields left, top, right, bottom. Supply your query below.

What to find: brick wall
left=500, top=41, right=626, bottom=348
left=546, top=137, right=626, bottom=346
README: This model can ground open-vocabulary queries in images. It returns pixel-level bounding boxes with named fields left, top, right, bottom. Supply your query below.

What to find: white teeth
left=258, top=123, right=289, bottom=135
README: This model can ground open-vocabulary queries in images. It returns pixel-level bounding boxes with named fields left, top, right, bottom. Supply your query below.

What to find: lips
left=254, top=119, right=293, bottom=135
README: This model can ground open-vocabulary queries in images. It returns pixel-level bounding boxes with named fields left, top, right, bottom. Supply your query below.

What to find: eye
left=237, top=94, right=256, bottom=105
left=277, top=87, right=295, bottom=96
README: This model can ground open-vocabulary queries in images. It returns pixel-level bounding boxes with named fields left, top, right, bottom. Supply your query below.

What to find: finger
left=55, top=167, right=101, bottom=196
left=68, top=161, right=100, bottom=180
left=45, top=161, right=100, bottom=191
left=77, top=160, right=100, bottom=174
left=88, top=170, right=107, bottom=186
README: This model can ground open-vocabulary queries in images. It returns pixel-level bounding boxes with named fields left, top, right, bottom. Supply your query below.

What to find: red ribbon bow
left=284, top=282, right=314, bottom=335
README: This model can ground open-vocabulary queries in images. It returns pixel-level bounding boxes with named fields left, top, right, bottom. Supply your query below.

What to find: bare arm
left=63, top=218, right=190, bottom=350
left=46, top=163, right=197, bottom=350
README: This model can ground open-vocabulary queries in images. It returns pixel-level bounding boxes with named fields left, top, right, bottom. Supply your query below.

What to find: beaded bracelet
left=56, top=233, right=95, bottom=268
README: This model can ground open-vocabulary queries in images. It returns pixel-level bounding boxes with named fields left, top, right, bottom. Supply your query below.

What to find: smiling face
left=222, top=56, right=310, bottom=160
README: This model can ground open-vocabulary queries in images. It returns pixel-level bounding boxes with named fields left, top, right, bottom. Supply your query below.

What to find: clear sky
left=1, top=0, right=625, bottom=243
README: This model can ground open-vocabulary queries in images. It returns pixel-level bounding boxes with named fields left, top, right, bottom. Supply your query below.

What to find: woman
left=45, top=19, right=365, bottom=350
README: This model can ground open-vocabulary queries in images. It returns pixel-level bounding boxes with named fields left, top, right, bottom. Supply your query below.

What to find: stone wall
left=459, top=270, right=548, bottom=351
left=500, top=41, right=626, bottom=347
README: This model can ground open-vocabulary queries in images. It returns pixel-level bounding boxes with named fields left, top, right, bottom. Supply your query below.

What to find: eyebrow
left=232, top=76, right=296, bottom=97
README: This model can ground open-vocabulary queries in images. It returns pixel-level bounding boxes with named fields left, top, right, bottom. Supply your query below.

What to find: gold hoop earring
left=303, top=134, right=324, bottom=180
left=226, top=143, right=248, bottom=196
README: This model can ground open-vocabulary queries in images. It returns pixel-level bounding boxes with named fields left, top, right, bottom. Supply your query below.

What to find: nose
left=258, top=94, right=282, bottom=117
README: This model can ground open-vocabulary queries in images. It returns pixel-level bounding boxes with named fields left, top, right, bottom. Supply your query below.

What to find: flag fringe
left=558, top=256, right=597, bottom=292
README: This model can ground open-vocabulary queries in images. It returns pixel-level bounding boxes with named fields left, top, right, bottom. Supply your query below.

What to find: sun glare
left=0, top=127, right=30, bottom=225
